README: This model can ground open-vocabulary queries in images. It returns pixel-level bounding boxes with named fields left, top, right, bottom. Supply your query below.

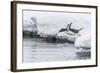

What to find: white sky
left=23, top=10, right=91, bottom=35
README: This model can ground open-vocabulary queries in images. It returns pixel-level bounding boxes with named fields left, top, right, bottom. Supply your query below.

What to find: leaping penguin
left=58, top=22, right=83, bottom=34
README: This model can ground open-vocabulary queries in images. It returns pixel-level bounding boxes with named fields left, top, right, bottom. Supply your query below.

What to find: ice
left=74, top=25, right=91, bottom=49
left=22, top=10, right=91, bottom=63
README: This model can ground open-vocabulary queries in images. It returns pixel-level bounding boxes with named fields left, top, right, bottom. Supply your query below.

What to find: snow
left=23, top=18, right=34, bottom=31
left=74, top=28, right=91, bottom=49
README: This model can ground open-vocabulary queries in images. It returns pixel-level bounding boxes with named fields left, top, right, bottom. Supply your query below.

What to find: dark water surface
left=23, top=38, right=91, bottom=63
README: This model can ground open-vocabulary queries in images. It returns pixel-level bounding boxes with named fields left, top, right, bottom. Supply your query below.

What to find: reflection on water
left=23, top=38, right=91, bottom=63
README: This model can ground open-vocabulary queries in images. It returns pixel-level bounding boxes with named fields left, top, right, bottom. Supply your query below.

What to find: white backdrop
left=0, top=0, right=99, bottom=73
